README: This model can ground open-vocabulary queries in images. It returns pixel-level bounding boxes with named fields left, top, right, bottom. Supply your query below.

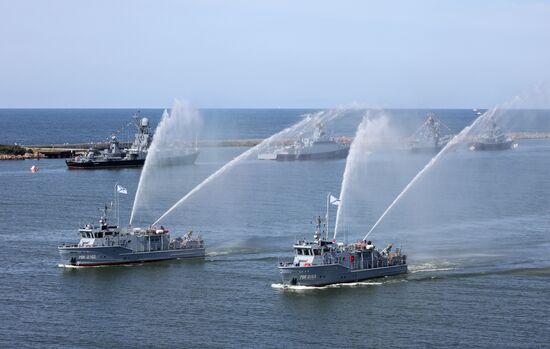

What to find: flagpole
left=113, top=183, right=116, bottom=227
left=326, top=192, right=330, bottom=240
left=114, top=183, right=119, bottom=228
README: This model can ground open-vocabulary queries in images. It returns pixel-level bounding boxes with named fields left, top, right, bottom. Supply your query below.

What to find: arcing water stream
left=362, top=86, right=550, bottom=239
left=334, top=112, right=392, bottom=238
left=130, top=100, right=202, bottom=225
left=361, top=111, right=488, bottom=239
left=152, top=108, right=351, bottom=225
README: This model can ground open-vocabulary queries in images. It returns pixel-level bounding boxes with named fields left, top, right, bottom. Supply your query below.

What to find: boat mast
left=325, top=192, right=330, bottom=240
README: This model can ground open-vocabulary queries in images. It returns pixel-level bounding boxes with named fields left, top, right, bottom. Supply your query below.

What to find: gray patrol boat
left=278, top=196, right=407, bottom=287
left=58, top=205, right=205, bottom=267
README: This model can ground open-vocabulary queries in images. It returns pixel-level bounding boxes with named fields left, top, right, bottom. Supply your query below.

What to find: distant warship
left=58, top=205, right=205, bottom=267
left=277, top=195, right=407, bottom=287
left=469, top=117, right=515, bottom=151
left=410, top=113, right=452, bottom=153
left=147, top=140, right=200, bottom=167
left=258, top=123, right=349, bottom=161
left=65, top=111, right=199, bottom=169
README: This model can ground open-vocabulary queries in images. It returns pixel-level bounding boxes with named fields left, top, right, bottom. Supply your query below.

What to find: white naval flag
left=329, top=194, right=340, bottom=206
left=117, top=185, right=128, bottom=194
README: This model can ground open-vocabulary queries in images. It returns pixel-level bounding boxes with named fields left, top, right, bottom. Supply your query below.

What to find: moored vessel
left=65, top=111, right=200, bottom=169
left=258, top=123, right=349, bottom=161
left=277, top=195, right=407, bottom=287
left=469, top=117, right=515, bottom=151
left=410, top=113, right=452, bottom=153
left=147, top=141, right=200, bottom=167
left=58, top=205, right=205, bottom=267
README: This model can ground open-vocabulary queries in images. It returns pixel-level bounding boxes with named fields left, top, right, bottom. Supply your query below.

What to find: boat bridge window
left=304, top=249, right=311, bottom=256
left=296, top=249, right=303, bottom=255
left=95, top=233, right=103, bottom=238
left=313, top=249, right=320, bottom=256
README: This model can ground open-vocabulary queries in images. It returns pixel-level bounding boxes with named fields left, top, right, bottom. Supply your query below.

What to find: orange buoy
left=30, top=165, right=38, bottom=173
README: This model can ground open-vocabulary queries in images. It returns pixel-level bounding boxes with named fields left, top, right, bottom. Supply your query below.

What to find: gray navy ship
left=58, top=205, right=205, bottom=267
left=258, top=123, right=350, bottom=161
left=278, top=197, right=407, bottom=287
left=410, top=113, right=453, bottom=153
left=66, top=111, right=199, bottom=169
left=469, top=117, right=515, bottom=151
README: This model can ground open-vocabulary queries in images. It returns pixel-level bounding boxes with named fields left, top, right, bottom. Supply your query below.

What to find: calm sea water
left=0, top=109, right=548, bottom=348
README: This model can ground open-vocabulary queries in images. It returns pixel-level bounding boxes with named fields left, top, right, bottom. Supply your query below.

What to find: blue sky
left=0, top=0, right=549, bottom=108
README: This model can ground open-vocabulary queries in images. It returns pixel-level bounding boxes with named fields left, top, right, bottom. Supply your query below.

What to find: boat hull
left=66, top=159, right=145, bottom=169
left=274, top=147, right=349, bottom=161
left=470, top=140, right=514, bottom=151
left=149, top=151, right=199, bottom=167
left=278, top=263, right=407, bottom=287
left=58, top=245, right=205, bottom=267
left=66, top=151, right=199, bottom=169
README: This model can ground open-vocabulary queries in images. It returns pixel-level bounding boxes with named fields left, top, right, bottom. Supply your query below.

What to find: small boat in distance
left=277, top=195, right=407, bottom=287
left=469, top=117, right=516, bottom=151
left=258, top=123, right=350, bottom=161
left=58, top=205, right=205, bottom=267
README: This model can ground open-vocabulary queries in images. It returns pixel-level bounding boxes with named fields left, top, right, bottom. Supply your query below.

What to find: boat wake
left=58, top=263, right=143, bottom=269
left=408, top=262, right=460, bottom=274
left=271, top=280, right=385, bottom=291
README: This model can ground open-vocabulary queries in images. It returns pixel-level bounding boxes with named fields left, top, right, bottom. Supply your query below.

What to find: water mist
left=364, top=85, right=550, bottom=239
left=130, top=100, right=202, bottom=225
left=334, top=113, right=396, bottom=238
left=153, top=107, right=355, bottom=225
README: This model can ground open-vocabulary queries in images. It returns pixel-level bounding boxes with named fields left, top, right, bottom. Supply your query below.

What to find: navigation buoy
left=30, top=165, right=38, bottom=173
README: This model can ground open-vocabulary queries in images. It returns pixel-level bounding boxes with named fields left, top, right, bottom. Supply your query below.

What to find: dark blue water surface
left=0, top=109, right=314, bottom=145
left=0, top=109, right=549, bottom=348
left=0, top=108, right=475, bottom=145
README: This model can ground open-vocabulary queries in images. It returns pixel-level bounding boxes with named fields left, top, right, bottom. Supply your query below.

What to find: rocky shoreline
left=0, top=153, right=44, bottom=160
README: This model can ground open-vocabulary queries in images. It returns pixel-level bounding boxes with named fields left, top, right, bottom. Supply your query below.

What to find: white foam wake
left=271, top=280, right=384, bottom=291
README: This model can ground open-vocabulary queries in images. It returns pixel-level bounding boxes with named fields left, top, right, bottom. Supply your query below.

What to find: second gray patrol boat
left=278, top=196, right=407, bottom=287
left=58, top=205, right=205, bottom=267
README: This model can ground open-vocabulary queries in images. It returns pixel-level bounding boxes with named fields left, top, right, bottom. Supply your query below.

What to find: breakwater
left=21, top=139, right=264, bottom=158
left=11, top=132, right=550, bottom=159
